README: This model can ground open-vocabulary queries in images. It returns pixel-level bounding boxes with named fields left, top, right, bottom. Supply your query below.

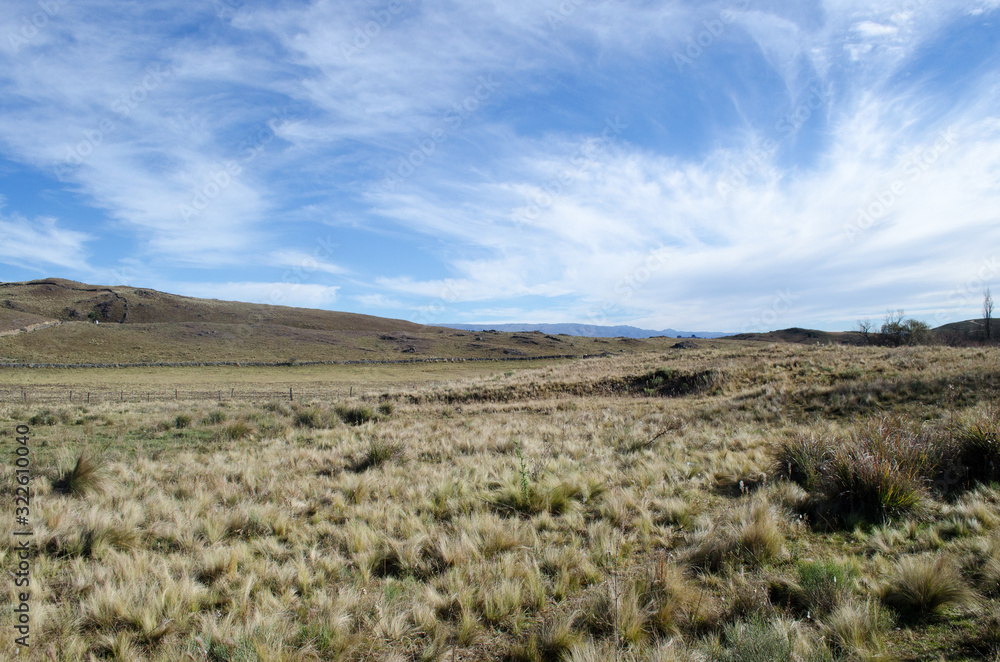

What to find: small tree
left=903, top=318, right=931, bottom=345
left=855, top=318, right=874, bottom=345
left=880, top=309, right=907, bottom=347
left=985, top=288, right=994, bottom=342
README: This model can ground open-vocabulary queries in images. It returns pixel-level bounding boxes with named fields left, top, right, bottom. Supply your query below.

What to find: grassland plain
left=2, top=342, right=1000, bottom=661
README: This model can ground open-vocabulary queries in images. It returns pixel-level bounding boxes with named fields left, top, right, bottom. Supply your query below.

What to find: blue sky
left=1, top=0, right=998, bottom=332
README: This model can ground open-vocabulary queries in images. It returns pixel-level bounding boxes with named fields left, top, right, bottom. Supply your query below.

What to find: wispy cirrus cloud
left=0, top=1, right=997, bottom=331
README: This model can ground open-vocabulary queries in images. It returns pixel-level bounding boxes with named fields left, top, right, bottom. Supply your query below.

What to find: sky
left=0, top=0, right=998, bottom=333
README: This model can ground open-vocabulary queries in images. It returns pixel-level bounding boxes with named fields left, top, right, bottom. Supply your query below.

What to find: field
left=3, top=342, right=1000, bottom=661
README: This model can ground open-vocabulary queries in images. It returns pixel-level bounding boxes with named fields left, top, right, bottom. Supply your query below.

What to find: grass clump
left=203, top=410, right=226, bottom=425
left=55, top=452, right=106, bottom=497
left=821, top=416, right=938, bottom=524
left=712, top=618, right=832, bottom=662
left=881, top=554, right=977, bottom=620
left=349, top=436, right=405, bottom=472
left=221, top=420, right=253, bottom=441
left=510, top=615, right=579, bottom=662
left=174, top=413, right=192, bottom=429
left=796, top=558, right=858, bottom=615
left=946, top=413, right=1000, bottom=489
left=773, top=434, right=828, bottom=491
left=336, top=404, right=376, bottom=426
left=821, top=599, right=892, bottom=657
left=686, top=497, right=785, bottom=572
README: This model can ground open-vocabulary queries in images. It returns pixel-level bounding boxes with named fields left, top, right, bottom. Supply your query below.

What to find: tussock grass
left=54, top=451, right=106, bottom=497
left=685, top=497, right=785, bottom=572
left=881, top=554, right=977, bottom=619
left=5, top=343, right=1000, bottom=660
left=821, top=598, right=892, bottom=657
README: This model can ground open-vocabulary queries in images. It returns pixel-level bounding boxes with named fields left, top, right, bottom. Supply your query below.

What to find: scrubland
left=2, top=342, right=1000, bottom=661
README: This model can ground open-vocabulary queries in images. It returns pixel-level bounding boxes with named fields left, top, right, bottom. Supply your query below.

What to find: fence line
left=0, top=353, right=611, bottom=406
left=0, top=386, right=369, bottom=405
left=0, top=353, right=597, bottom=370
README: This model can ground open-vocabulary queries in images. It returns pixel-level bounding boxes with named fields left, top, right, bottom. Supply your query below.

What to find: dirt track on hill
left=0, top=320, right=64, bottom=337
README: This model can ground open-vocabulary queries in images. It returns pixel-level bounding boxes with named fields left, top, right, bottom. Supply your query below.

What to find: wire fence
left=0, top=385, right=378, bottom=406
left=0, top=354, right=611, bottom=406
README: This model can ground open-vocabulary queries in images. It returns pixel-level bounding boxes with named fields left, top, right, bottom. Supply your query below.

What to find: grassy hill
left=725, top=327, right=864, bottom=345
left=0, top=279, right=686, bottom=364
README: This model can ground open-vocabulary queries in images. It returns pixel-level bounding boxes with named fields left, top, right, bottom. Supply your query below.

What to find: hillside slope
left=0, top=279, right=682, bottom=364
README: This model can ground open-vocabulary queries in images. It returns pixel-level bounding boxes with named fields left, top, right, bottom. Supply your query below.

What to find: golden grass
left=1, top=343, right=1000, bottom=660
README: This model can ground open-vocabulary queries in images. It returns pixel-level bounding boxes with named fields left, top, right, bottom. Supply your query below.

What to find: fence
left=0, top=386, right=367, bottom=406
left=0, top=353, right=610, bottom=406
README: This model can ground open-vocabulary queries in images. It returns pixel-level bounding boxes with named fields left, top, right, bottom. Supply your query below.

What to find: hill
left=0, top=279, right=686, bottom=364
left=725, top=327, right=864, bottom=345
left=443, top=322, right=733, bottom=339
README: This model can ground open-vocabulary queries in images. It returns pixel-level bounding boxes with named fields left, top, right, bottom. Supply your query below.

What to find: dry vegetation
left=2, top=342, right=1000, bottom=661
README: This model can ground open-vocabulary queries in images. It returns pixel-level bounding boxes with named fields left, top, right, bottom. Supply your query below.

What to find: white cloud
left=0, top=208, right=92, bottom=271
left=853, top=21, right=898, bottom=37
left=267, top=250, right=347, bottom=276
left=173, top=282, right=340, bottom=309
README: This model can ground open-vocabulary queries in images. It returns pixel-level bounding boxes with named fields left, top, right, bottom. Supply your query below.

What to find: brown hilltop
left=0, top=278, right=683, bottom=364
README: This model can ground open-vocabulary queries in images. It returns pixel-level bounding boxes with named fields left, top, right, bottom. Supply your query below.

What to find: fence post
left=87, top=392, right=90, bottom=404
left=289, top=387, right=293, bottom=401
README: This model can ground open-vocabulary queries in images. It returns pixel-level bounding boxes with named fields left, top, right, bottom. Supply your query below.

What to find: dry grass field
left=3, top=342, right=1000, bottom=661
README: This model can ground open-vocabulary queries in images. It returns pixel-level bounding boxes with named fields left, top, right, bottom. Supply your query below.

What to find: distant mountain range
left=442, top=323, right=735, bottom=339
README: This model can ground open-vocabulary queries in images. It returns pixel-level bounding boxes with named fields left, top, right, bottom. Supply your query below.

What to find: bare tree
left=855, top=318, right=874, bottom=345
left=985, top=288, right=994, bottom=342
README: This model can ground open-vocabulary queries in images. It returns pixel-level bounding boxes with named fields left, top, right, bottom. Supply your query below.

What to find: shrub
left=174, top=414, right=192, bottom=429
left=377, top=402, right=394, bottom=417
left=881, top=554, right=977, bottom=620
